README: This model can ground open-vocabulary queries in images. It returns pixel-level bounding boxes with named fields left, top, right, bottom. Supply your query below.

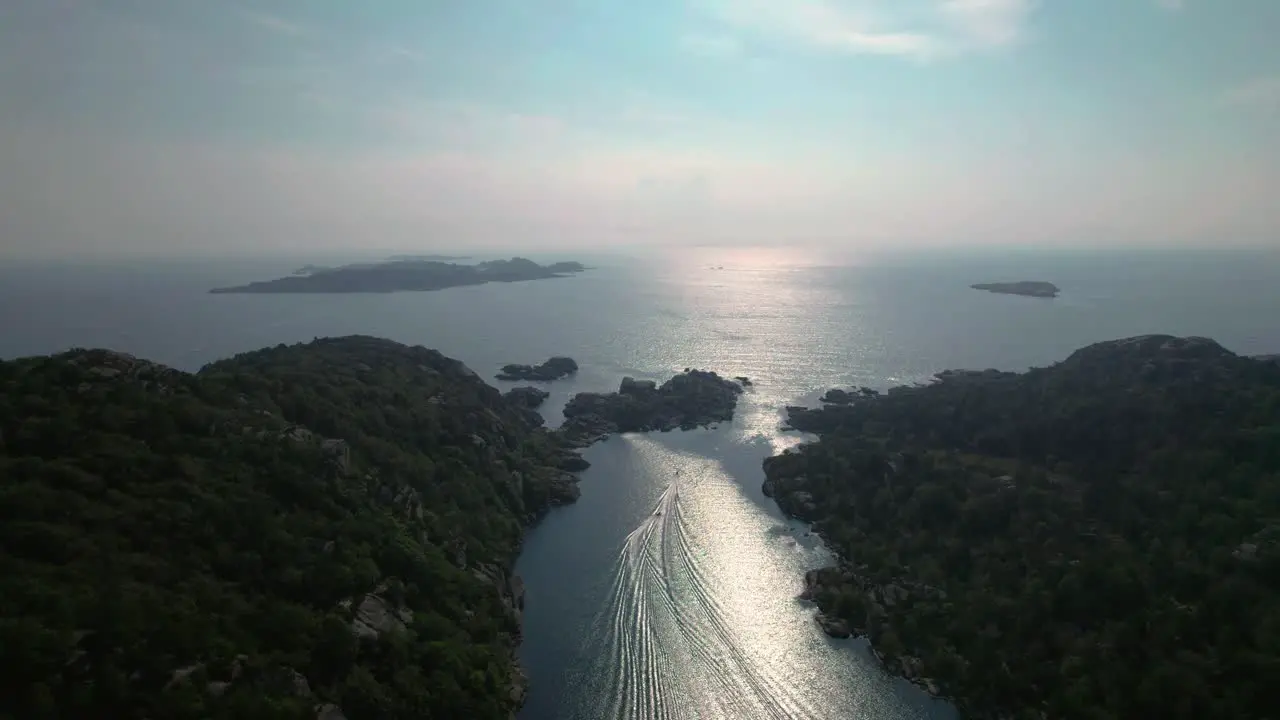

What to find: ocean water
left=3, top=247, right=1280, bottom=719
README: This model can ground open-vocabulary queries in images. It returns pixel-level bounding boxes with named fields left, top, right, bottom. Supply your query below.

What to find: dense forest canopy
left=765, top=335, right=1280, bottom=719
left=0, top=337, right=581, bottom=719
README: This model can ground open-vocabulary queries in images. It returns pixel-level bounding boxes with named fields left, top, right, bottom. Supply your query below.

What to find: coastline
left=765, top=399, right=963, bottom=713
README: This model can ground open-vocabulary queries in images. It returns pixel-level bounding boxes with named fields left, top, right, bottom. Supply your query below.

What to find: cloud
left=699, top=0, right=1033, bottom=60
left=940, top=0, right=1033, bottom=47
left=1223, top=76, right=1280, bottom=111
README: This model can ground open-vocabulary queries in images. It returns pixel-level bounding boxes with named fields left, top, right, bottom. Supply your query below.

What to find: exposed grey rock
left=350, top=593, right=409, bottom=640
left=165, top=663, right=204, bottom=690
left=815, top=611, right=852, bottom=638
left=283, top=667, right=312, bottom=697
left=315, top=703, right=348, bottom=720
left=320, top=438, right=350, bottom=472
left=508, top=664, right=528, bottom=706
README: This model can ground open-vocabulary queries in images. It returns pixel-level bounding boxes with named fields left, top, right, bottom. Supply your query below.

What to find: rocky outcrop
left=558, top=369, right=744, bottom=446
left=496, top=357, right=579, bottom=382
left=315, top=703, right=348, bottom=720
left=761, top=471, right=820, bottom=519
left=503, top=386, right=550, bottom=408
left=503, top=386, right=552, bottom=427
left=821, top=388, right=853, bottom=405
left=556, top=452, right=591, bottom=472
left=815, top=612, right=852, bottom=638
left=350, top=592, right=412, bottom=640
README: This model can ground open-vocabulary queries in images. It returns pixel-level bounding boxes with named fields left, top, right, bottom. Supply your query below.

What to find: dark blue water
left=3, top=247, right=1279, bottom=719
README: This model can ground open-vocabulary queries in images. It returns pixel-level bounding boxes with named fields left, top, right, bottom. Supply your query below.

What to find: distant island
left=212, top=257, right=587, bottom=294
left=292, top=255, right=471, bottom=276
left=387, top=254, right=471, bottom=262
left=970, top=281, right=1060, bottom=298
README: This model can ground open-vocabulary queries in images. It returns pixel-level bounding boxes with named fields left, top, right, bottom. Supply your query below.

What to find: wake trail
left=575, top=457, right=822, bottom=719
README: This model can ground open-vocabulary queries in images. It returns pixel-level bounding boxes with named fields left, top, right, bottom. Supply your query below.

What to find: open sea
left=4, top=246, right=1279, bottom=719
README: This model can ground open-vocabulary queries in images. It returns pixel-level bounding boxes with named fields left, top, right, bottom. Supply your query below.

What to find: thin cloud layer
left=0, top=0, right=1277, bottom=258
left=700, top=0, right=1033, bottom=59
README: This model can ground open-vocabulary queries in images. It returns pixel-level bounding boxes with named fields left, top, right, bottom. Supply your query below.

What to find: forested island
left=765, top=334, right=1280, bottom=718
left=0, top=337, right=586, bottom=718
left=212, top=258, right=587, bottom=294
left=292, top=256, right=471, bottom=275
left=0, top=339, right=744, bottom=719
left=970, top=281, right=1060, bottom=298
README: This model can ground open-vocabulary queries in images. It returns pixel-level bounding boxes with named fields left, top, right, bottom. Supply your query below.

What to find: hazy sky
left=1, top=0, right=1278, bottom=258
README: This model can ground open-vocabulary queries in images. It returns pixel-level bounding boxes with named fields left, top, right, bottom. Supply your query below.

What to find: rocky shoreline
left=795, top=564, right=947, bottom=699
left=766, top=402, right=952, bottom=704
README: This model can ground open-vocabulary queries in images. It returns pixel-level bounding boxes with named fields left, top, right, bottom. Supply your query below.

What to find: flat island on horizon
left=212, top=257, right=587, bottom=294
left=970, top=280, right=1060, bottom=298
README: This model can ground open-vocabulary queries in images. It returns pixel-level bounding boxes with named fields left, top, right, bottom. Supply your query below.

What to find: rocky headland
left=0, top=336, right=595, bottom=719
left=763, top=335, right=1280, bottom=718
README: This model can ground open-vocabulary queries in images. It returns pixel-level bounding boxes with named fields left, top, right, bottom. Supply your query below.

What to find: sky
left=1, top=0, right=1278, bottom=258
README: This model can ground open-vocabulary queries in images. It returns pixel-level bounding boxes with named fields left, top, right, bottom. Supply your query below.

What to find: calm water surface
left=3, top=248, right=1279, bottom=719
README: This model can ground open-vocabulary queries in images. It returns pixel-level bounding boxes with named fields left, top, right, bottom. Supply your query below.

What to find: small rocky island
left=558, top=371, right=746, bottom=447
left=211, top=257, right=587, bottom=294
left=496, top=357, right=579, bottom=382
left=970, top=280, right=1059, bottom=298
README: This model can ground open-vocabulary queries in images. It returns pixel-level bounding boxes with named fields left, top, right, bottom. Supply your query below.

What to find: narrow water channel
left=515, top=397, right=957, bottom=720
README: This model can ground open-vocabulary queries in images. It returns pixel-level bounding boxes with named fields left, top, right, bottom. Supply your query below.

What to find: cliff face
left=764, top=335, right=1280, bottom=719
left=0, top=336, right=582, bottom=719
